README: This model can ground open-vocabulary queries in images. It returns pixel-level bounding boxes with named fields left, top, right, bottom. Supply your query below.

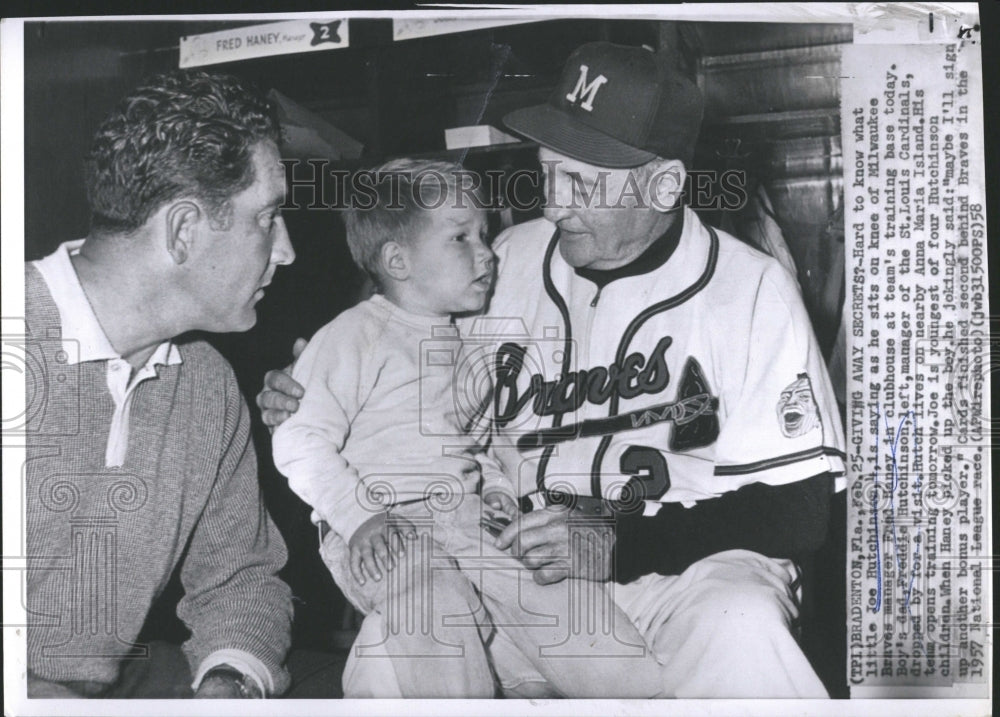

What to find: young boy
left=272, top=159, right=663, bottom=698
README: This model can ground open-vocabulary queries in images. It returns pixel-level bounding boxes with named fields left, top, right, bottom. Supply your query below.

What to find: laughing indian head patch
left=776, top=373, right=821, bottom=438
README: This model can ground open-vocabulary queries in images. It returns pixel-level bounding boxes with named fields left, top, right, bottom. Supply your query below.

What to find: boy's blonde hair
left=343, top=158, right=484, bottom=282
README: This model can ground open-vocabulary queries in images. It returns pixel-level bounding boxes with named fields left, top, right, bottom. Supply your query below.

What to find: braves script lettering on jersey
left=467, top=207, right=845, bottom=514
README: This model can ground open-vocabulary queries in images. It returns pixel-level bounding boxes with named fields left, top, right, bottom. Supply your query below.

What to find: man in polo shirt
left=260, top=42, right=845, bottom=698
left=25, top=70, right=296, bottom=698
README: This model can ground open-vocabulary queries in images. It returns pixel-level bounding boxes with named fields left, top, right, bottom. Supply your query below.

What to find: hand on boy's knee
left=348, top=512, right=417, bottom=584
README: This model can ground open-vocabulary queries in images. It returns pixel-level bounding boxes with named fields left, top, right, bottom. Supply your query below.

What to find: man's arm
left=612, top=473, right=833, bottom=583
left=494, top=473, right=831, bottom=585
left=177, top=367, right=293, bottom=697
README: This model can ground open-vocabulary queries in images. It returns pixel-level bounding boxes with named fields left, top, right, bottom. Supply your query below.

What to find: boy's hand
left=482, top=490, right=519, bottom=521
left=257, top=338, right=307, bottom=431
left=348, top=512, right=416, bottom=585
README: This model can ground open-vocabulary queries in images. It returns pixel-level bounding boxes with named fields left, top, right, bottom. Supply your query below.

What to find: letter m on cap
left=565, top=64, right=608, bottom=112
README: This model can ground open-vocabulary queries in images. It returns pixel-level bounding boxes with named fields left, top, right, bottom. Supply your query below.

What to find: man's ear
left=164, top=201, right=202, bottom=265
left=380, top=241, right=410, bottom=281
left=648, top=159, right=687, bottom=213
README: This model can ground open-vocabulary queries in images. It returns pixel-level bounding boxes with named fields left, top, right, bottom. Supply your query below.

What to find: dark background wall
left=23, top=16, right=851, bottom=694
left=24, top=17, right=851, bottom=352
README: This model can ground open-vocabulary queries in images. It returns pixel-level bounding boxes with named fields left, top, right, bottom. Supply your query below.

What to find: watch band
left=202, top=665, right=263, bottom=699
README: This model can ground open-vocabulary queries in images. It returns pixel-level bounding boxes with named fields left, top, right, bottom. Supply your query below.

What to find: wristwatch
left=202, top=665, right=264, bottom=699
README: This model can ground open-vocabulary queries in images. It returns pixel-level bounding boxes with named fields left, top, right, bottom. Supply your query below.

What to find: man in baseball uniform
left=260, top=42, right=845, bottom=698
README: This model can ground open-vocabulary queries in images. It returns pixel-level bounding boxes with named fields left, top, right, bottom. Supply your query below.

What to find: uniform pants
left=493, top=549, right=829, bottom=698
left=321, top=496, right=664, bottom=698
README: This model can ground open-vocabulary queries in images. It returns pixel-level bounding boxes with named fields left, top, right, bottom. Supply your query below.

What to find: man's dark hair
left=84, top=70, right=279, bottom=234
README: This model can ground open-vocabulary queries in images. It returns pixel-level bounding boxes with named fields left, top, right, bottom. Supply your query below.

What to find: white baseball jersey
left=464, top=207, right=846, bottom=513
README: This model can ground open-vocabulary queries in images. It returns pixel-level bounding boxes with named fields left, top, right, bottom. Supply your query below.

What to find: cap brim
left=504, top=103, right=656, bottom=168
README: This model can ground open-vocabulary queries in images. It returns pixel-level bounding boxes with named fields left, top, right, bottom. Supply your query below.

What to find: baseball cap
left=503, top=42, right=703, bottom=168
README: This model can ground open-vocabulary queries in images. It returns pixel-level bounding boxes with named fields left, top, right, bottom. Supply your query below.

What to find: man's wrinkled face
left=539, top=147, right=675, bottom=271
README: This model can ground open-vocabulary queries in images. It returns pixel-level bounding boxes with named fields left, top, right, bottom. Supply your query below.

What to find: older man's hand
left=256, top=338, right=307, bottom=431
left=493, top=505, right=614, bottom=585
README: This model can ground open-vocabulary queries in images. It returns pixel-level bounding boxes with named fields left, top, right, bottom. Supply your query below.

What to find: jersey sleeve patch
left=776, top=372, right=821, bottom=439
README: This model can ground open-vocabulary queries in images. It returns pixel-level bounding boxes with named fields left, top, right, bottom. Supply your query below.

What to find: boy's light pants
left=321, top=495, right=664, bottom=698
left=329, top=494, right=828, bottom=699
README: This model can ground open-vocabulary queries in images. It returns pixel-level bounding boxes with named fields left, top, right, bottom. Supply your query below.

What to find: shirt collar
left=370, top=293, right=458, bottom=334
left=31, top=239, right=182, bottom=368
